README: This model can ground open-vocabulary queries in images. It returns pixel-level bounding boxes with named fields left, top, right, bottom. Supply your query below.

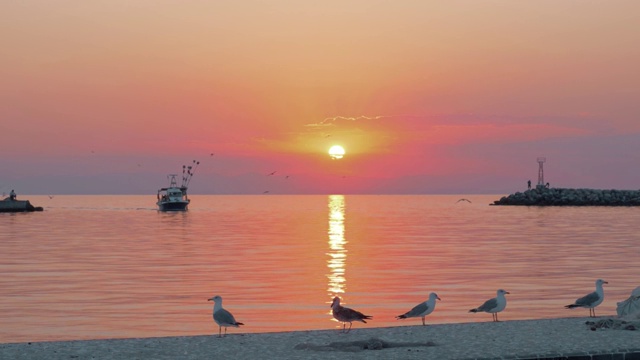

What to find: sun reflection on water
left=327, top=195, right=347, bottom=298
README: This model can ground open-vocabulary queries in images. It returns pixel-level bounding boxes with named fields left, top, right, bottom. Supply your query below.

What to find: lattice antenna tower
left=537, top=157, right=546, bottom=186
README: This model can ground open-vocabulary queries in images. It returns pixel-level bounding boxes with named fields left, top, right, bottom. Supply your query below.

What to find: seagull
left=456, top=198, right=472, bottom=203
left=330, top=297, right=372, bottom=333
left=396, top=292, right=441, bottom=325
left=208, top=295, right=244, bottom=337
left=469, top=289, right=510, bottom=322
left=565, top=279, right=608, bottom=317
left=267, top=171, right=277, bottom=176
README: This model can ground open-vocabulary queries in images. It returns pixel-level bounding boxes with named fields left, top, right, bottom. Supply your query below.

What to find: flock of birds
left=207, top=279, right=609, bottom=337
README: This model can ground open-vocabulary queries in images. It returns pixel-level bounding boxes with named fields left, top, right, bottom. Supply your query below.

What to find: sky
left=1, top=1, right=639, bottom=195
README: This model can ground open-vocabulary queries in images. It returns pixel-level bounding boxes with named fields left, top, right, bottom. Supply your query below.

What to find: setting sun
left=328, top=145, right=345, bottom=159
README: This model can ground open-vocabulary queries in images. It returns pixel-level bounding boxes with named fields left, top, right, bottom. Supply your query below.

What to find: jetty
left=494, top=157, right=640, bottom=206
left=492, top=187, right=640, bottom=206
left=0, top=198, right=43, bottom=212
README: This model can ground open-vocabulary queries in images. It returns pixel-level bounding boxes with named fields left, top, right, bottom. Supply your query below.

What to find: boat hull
left=157, top=201, right=189, bottom=211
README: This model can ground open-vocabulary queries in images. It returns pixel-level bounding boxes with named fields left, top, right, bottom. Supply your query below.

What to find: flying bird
left=267, top=171, right=277, bottom=176
left=330, top=297, right=372, bottom=333
left=469, top=289, right=510, bottom=322
left=565, top=279, right=608, bottom=317
left=208, top=295, right=244, bottom=337
left=396, top=292, right=441, bottom=326
left=456, top=198, right=472, bottom=203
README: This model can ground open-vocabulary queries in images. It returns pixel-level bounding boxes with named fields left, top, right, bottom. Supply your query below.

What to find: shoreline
left=3, top=317, right=640, bottom=360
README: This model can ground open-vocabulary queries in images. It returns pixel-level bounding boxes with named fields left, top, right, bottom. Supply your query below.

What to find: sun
left=328, top=145, right=345, bottom=159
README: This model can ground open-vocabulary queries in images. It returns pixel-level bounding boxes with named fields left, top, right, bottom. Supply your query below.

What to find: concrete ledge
left=1, top=318, right=639, bottom=360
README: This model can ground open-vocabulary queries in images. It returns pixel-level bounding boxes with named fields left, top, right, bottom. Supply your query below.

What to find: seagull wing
left=336, top=307, right=372, bottom=322
left=476, top=298, right=498, bottom=312
left=401, top=302, right=429, bottom=318
left=574, top=291, right=600, bottom=307
left=214, top=308, right=241, bottom=326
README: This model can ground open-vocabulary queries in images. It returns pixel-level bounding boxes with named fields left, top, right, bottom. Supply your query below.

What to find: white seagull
left=469, top=289, right=510, bottom=322
left=330, top=297, right=372, bottom=333
left=565, top=279, right=608, bottom=317
left=396, top=292, right=441, bottom=325
left=208, top=295, right=244, bottom=337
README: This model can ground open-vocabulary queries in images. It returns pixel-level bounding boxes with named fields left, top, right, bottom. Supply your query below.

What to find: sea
left=1, top=194, right=639, bottom=343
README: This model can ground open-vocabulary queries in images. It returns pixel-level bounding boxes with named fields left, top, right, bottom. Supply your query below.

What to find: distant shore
left=2, top=317, right=639, bottom=360
left=492, top=187, right=640, bottom=206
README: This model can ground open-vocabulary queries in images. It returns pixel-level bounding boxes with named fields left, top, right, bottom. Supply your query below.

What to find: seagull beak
left=437, top=296, right=442, bottom=301
left=207, top=298, right=213, bottom=301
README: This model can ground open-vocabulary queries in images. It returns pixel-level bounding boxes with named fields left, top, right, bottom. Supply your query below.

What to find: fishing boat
left=156, top=160, right=199, bottom=211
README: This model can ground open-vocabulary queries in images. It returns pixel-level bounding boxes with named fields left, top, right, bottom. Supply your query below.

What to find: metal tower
left=537, top=157, right=546, bottom=187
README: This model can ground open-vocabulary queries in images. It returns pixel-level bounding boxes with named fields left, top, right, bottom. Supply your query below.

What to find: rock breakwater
left=492, top=187, right=640, bottom=206
left=0, top=198, right=44, bottom=212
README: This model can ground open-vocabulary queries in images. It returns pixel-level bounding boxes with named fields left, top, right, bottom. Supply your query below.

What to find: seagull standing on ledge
left=565, top=279, right=608, bottom=317
left=330, top=297, right=372, bottom=333
left=469, top=289, right=510, bottom=322
left=208, top=295, right=244, bottom=337
left=396, top=292, right=441, bottom=326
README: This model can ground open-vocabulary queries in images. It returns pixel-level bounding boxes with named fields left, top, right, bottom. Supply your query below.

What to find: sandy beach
left=2, top=317, right=639, bottom=360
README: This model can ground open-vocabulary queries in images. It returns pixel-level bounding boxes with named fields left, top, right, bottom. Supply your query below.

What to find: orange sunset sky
left=1, top=1, right=639, bottom=195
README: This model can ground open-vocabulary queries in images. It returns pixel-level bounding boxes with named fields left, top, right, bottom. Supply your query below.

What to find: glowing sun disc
left=328, top=145, right=345, bottom=159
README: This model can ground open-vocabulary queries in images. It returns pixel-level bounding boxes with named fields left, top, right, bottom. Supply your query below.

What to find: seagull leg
left=346, top=322, right=353, bottom=333
left=218, top=326, right=222, bottom=338
left=422, top=317, right=425, bottom=326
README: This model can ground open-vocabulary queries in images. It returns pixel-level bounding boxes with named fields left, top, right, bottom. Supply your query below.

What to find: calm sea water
left=1, top=194, right=639, bottom=343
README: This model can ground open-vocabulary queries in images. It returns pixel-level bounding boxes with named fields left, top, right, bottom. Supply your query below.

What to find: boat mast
left=181, top=160, right=200, bottom=188
left=167, top=174, right=178, bottom=187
